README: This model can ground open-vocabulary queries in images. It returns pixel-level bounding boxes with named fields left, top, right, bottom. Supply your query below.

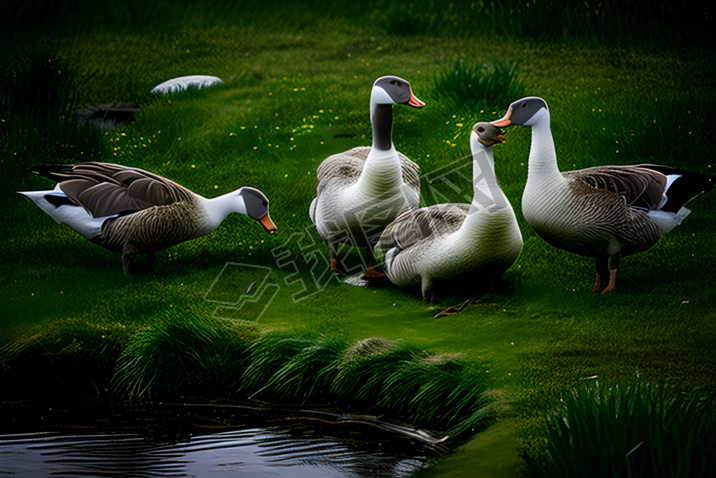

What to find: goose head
left=371, top=76, right=425, bottom=109
left=369, top=76, right=424, bottom=151
left=492, top=97, right=549, bottom=128
left=238, top=187, right=277, bottom=232
left=472, top=122, right=506, bottom=149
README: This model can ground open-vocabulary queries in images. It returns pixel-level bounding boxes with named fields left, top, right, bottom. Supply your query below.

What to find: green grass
left=113, top=319, right=494, bottom=443
left=523, top=381, right=716, bottom=478
left=432, top=57, right=526, bottom=112
left=1, top=1, right=715, bottom=476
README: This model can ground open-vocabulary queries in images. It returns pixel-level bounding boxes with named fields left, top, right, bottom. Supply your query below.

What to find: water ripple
left=0, top=410, right=428, bottom=478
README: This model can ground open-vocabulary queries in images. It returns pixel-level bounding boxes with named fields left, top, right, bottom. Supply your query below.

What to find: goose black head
left=372, top=76, right=425, bottom=108
left=239, top=187, right=277, bottom=232
left=492, top=97, right=548, bottom=127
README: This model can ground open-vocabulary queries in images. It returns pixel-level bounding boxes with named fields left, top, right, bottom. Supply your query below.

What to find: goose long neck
left=454, top=146, right=514, bottom=245
left=355, top=146, right=403, bottom=196
left=200, top=191, right=246, bottom=230
left=353, top=99, right=403, bottom=196
left=466, top=147, right=508, bottom=216
left=527, top=111, right=563, bottom=185
left=371, top=103, right=393, bottom=151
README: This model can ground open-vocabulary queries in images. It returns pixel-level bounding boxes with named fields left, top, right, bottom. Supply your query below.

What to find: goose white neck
left=200, top=190, right=247, bottom=230
left=466, top=137, right=509, bottom=215
left=354, top=146, right=404, bottom=196
left=526, top=109, right=563, bottom=184
left=453, top=141, right=515, bottom=245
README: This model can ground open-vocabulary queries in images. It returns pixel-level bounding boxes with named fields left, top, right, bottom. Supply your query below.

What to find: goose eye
left=477, top=126, right=485, bottom=133
left=521, top=102, right=528, bottom=108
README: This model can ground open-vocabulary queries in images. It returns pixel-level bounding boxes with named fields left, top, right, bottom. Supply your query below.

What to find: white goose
left=309, top=75, right=425, bottom=278
left=376, top=122, right=523, bottom=300
left=492, top=96, right=714, bottom=293
left=19, top=162, right=277, bottom=273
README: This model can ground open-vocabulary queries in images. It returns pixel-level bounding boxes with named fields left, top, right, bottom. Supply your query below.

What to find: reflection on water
left=0, top=404, right=430, bottom=477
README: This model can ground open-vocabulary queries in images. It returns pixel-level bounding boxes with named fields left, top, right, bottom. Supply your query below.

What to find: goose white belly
left=313, top=180, right=415, bottom=247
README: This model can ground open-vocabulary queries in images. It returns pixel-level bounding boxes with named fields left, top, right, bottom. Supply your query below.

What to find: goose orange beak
left=491, top=106, right=513, bottom=127
left=258, top=211, right=277, bottom=233
left=408, top=89, right=425, bottom=108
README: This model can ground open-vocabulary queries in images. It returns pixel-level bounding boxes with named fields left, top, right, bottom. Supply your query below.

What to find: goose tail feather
left=638, top=163, right=714, bottom=213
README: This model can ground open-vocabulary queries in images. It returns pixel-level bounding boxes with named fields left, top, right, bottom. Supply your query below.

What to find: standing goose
left=19, top=162, right=277, bottom=273
left=492, top=96, right=714, bottom=293
left=309, top=75, right=425, bottom=278
left=376, top=122, right=523, bottom=300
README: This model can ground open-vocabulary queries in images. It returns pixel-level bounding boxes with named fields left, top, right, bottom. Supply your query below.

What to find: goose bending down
left=19, top=162, right=277, bottom=273
left=375, top=123, right=523, bottom=300
left=492, top=97, right=714, bottom=293
left=309, top=75, right=425, bottom=278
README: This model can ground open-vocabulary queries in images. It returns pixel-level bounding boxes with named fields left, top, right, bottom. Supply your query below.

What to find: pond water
left=0, top=403, right=434, bottom=477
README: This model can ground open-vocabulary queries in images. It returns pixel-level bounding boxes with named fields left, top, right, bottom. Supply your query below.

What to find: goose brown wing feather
left=315, top=147, right=419, bottom=193
left=380, top=203, right=468, bottom=252
left=32, top=162, right=192, bottom=217
left=397, top=151, right=420, bottom=192
left=75, top=181, right=155, bottom=218
left=569, top=165, right=666, bottom=210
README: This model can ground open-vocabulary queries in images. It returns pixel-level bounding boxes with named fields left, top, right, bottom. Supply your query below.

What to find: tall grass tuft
left=432, top=57, right=525, bottom=112
left=523, top=381, right=716, bottom=478
left=114, top=321, right=494, bottom=444
left=239, top=330, right=334, bottom=402
left=247, top=332, right=347, bottom=404
left=114, top=311, right=255, bottom=401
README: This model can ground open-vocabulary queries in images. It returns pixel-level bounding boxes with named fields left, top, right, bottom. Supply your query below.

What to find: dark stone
left=75, top=102, right=143, bottom=130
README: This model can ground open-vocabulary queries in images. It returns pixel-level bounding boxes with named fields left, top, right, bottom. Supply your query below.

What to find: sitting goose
left=492, top=96, right=714, bottom=293
left=376, top=123, right=523, bottom=300
left=309, top=75, right=425, bottom=278
left=19, top=162, right=276, bottom=273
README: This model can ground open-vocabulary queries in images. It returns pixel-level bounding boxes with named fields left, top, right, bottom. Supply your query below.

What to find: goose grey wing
left=31, top=162, right=192, bottom=218
left=315, top=148, right=367, bottom=194
left=397, top=151, right=420, bottom=192
left=379, top=203, right=468, bottom=252
left=567, top=165, right=666, bottom=210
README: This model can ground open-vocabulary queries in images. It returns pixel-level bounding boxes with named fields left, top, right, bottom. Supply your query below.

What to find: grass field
left=1, top=1, right=715, bottom=476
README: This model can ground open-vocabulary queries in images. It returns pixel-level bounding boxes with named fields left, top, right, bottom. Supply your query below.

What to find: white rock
left=150, top=75, right=223, bottom=94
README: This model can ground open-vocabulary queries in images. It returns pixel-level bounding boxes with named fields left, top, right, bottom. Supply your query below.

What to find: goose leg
left=122, top=243, right=138, bottom=275
left=421, top=276, right=434, bottom=302
left=593, top=257, right=609, bottom=293
left=601, top=253, right=621, bottom=294
left=327, top=242, right=338, bottom=271
left=362, top=244, right=386, bottom=279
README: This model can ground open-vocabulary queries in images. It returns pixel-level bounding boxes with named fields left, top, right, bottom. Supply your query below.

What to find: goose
left=492, top=96, right=714, bottom=293
left=375, top=122, right=523, bottom=300
left=309, top=75, right=425, bottom=278
left=19, top=162, right=277, bottom=273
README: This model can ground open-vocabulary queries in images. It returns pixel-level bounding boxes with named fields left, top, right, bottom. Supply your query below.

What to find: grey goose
left=492, top=96, right=714, bottom=293
left=309, top=75, right=425, bottom=278
left=20, top=162, right=276, bottom=273
left=376, top=123, right=523, bottom=300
